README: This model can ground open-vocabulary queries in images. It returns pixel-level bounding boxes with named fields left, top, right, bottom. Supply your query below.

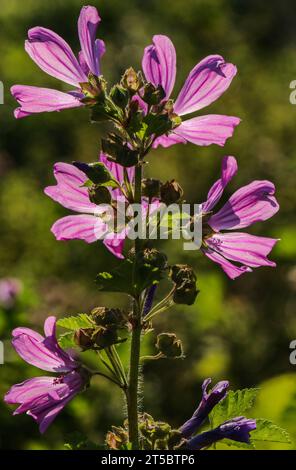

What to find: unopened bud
left=74, top=328, right=94, bottom=350
left=142, top=178, right=161, bottom=199
left=93, top=326, right=119, bottom=349
left=141, top=83, right=166, bottom=105
left=136, top=248, right=168, bottom=271
left=156, top=333, right=184, bottom=359
left=110, top=85, right=129, bottom=109
left=160, top=180, right=184, bottom=205
left=121, top=67, right=142, bottom=92
left=91, top=307, right=126, bottom=329
left=73, top=161, right=112, bottom=185
left=170, top=264, right=196, bottom=285
left=88, top=185, right=112, bottom=205
left=173, top=280, right=199, bottom=305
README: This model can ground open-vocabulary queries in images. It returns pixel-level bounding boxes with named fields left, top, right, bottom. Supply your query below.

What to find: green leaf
left=96, top=258, right=166, bottom=296
left=58, top=331, right=76, bottom=349
left=57, top=314, right=94, bottom=331
left=210, top=388, right=259, bottom=428
left=251, top=419, right=292, bottom=444
left=219, top=439, right=254, bottom=450
left=143, top=113, right=172, bottom=138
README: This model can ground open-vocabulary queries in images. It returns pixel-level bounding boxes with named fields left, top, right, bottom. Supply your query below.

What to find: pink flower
left=44, top=153, right=132, bottom=259
left=5, top=317, right=87, bottom=433
left=11, top=6, right=105, bottom=118
left=0, top=278, right=22, bottom=309
left=201, top=156, right=279, bottom=279
left=142, top=35, right=240, bottom=148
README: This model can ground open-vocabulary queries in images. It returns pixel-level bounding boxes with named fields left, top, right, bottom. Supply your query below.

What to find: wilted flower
left=142, top=35, right=240, bottom=148
left=180, top=378, right=229, bottom=438
left=5, top=317, right=88, bottom=433
left=199, top=155, right=279, bottom=279
left=187, top=416, right=256, bottom=450
left=11, top=6, right=105, bottom=118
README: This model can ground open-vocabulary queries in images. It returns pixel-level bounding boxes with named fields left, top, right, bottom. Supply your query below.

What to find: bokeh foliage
left=0, top=0, right=296, bottom=449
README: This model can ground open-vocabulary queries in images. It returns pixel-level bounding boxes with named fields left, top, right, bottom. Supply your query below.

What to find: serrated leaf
left=58, top=332, right=76, bottom=349
left=210, top=388, right=259, bottom=428
left=57, top=314, right=94, bottom=331
left=219, top=439, right=254, bottom=450
left=251, top=419, right=292, bottom=444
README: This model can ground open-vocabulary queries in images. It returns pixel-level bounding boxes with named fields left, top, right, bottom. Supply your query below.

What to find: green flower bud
left=91, top=307, right=127, bottom=329
left=136, top=248, right=168, bottom=271
left=88, top=185, right=112, bottom=205
left=160, top=180, right=184, bottom=205
left=142, top=178, right=161, bottom=199
left=102, top=134, right=139, bottom=168
left=110, top=84, right=130, bottom=109
left=156, top=333, right=184, bottom=359
left=141, top=83, right=166, bottom=105
left=121, top=67, right=142, bottom=92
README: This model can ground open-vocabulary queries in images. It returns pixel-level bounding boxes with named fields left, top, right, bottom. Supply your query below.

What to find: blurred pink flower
left=201, top=156, right=279, bottom=279
left=11, top=6, right=105, bottom=118
left=0, top=278, right=22, bottom=309
left=5, top=317, right=86, bottom=433
left=142, top=35, right=240, bottom=148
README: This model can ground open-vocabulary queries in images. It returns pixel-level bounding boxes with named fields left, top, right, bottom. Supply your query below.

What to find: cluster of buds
left=74, top=307, right=127, bottom=351
left=170, top=264, right=199, bottom=305
left=139, top=414, right=185, bottom=450
left=156, top=333, right=184, bottom=359
left=86, top=66, right=182, bottom=169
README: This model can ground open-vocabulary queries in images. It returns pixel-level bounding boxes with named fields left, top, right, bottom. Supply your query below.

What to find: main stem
left=127, top=163, right=142, bottom=449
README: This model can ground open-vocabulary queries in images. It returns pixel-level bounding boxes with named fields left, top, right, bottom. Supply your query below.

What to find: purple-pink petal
left=25, top=27, right=87, bottom=87
left=44, top=162, right=97, bottom=214
left=12, top=316, right=78, bottom=372
left=202, top=247, right=252, bottom=279
left=152, top=133, right=187, bottom=149
left=203, top=155, right=238, bottom=213
left=205, top=232, right=278, bottom=268
left=11, top=85, right=83, bottom=118
left=51, top=214, right=108, bottom=244
left=142, top=35, right=176, bottom=98
left=173, top=115, right=240, bottom=147
left=5, top=372, right=83, bottom=433
left=78, top=6, right=104, bottom=76
left=174, top=55, right=237, bottom=116
left=209, top=180, right=279, bottom=231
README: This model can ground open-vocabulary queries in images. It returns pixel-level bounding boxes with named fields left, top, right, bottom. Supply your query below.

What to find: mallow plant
left=5, top=6, right=291, bottom=450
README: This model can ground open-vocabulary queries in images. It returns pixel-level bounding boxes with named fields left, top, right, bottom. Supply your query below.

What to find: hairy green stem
left=127, top=162, right=143, bottom=449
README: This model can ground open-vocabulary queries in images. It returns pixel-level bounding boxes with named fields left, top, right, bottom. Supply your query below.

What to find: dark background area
left=0, top=0, right=296, bottom=449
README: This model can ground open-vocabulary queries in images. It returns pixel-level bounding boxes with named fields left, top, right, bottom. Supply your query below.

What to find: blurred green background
left=0, top=0, right=296, bottom=450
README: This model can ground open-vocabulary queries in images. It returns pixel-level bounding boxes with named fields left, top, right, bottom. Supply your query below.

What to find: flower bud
left=142, top=178, right=161, bottom=199
left=167, top=430, right=183, bottom=449
left=173, top=280, right=199, bottom=305
left=141, top=83, right=166, bottom=105
left=110, top=85, right=130, bottom=109
left=102, top=134, right=139, bottom=168
left=136, top=248, right=168, bottom=271
left=160, top=180, right=184, bottom=205
left=74, top=328, right=95, bottom=350
left=88, top=185, right=112, bottom=205
left=92, top=326, right=119, bottom=350
left=91, top=307, right=127, bottom=329
left=80, top=74, right=107, bottom=104
left=73, top=161, right=112, bottom=185
left=106, top=426, right=128, bottom=450
left=156, top=333, right=184, bottom=359
left=121, top=67, right=142, bottom=92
